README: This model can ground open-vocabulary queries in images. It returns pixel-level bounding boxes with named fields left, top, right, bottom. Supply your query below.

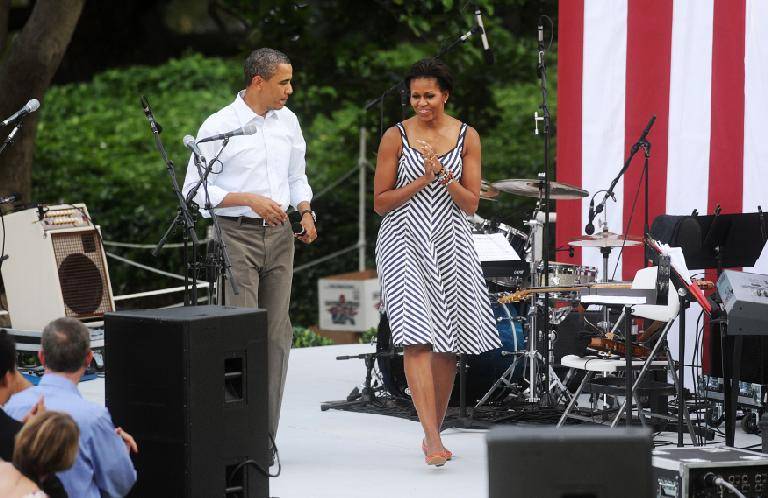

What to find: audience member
left=5, top=317, right=137, bottom=498
left=0, top=460, right=44, bottom=497
left=0, top=329, right=42, bottom=461
left=14, top=411, right=79, bottom=498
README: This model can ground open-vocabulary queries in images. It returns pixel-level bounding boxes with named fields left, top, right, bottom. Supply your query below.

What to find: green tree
left=0, top=0, right=86, bottom=202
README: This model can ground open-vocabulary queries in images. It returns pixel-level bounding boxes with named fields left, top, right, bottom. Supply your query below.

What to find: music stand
left=650, top=211, right=767, bottom=446
left=651, top=212, right=765, bottom=271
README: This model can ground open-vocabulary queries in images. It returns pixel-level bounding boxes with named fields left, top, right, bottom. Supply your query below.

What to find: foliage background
left=27, top=0, right=557, bottom=327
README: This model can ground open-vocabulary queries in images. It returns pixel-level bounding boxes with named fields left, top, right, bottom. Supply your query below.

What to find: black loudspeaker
left=487, top=426, right=654, bottom=498
left=105, top=305, right=268, bottom=498
left=707, top=322, right=768, bottom=384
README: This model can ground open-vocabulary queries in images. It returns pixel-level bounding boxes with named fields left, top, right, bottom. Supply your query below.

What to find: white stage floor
left=79, top=343, right=762, bottom=498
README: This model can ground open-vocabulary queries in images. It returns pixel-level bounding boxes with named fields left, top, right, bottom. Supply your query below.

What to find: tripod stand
left=320, top=352, right=385, bottom=411
left=473, top=298, right=571, bottom=410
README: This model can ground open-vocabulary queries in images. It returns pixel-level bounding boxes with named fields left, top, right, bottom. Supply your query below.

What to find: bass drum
left=376, top=297, right=527, bottom=406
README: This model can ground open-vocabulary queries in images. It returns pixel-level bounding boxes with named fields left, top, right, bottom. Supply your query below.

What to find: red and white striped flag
left=555, top=0, right=768, bottom=378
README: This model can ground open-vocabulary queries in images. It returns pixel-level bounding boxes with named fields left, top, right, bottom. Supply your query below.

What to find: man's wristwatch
left=300, top=209, right=316, bottom=222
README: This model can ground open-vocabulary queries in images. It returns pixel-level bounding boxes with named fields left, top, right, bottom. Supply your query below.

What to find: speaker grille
left=52, top=230, right=112, bottom=318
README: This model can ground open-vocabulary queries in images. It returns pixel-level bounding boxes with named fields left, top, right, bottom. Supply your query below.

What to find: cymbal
left=492, top=179, right=589, bottom=200
left=480, top=179, right=500, bottom=200
left=569, top=231, right=643, bottom=248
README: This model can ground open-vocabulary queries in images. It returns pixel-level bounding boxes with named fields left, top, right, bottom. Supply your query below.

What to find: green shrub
left=292, top=327, right=333, bottom=348
left=359, top=327, right=378, bottom=345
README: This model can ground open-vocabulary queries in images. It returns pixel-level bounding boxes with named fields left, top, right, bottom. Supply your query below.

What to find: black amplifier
left=653, top=446, right=768, bottom=497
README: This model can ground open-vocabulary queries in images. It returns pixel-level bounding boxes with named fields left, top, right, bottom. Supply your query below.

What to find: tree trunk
left=0, top=0, right=85, bottom=202
left=0, top=0, right=9, bottom=54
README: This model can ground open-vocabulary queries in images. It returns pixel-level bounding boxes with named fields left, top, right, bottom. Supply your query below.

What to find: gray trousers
left=218, top=218, right=294, bottom=441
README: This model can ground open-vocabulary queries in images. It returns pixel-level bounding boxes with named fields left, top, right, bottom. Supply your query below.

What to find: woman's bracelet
left=438, top=170, right=454, bottom=186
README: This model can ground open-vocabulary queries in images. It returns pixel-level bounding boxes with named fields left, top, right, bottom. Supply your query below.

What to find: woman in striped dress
left=374, top=59, right=500, bottom=467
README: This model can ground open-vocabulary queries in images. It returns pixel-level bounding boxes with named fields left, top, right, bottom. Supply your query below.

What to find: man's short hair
left=41, top=318, right=90, bottom=373
left=243, top=48, right=291, bottom=87
left=0, top=330, right=16, bottom=378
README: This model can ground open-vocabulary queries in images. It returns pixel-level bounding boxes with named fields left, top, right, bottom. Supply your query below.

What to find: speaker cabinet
left=707, top=323, right=768, bottom=384
left=105, top=305, right=268, bottom=498
left=487, top=426, right=653, bottom=498
left=0, top=204, right=114, bottom=329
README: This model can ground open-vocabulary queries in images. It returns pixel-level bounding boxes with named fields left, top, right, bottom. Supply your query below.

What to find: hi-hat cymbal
left=480, top=179, right=500, bottom=200
left=492, top=179, right=589, bottom=200
left=569, top=231, right=643, bottom=248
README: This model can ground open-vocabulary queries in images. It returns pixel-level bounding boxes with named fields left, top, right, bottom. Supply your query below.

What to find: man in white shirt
left=182, top=48, right=316, bottom=454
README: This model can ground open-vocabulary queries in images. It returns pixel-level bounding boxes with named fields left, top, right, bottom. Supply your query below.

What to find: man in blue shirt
left=5, top=317, right=137, bottom=498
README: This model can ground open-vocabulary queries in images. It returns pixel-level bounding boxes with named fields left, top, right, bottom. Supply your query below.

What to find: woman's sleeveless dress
left=375, top=122, right=500, bottom=354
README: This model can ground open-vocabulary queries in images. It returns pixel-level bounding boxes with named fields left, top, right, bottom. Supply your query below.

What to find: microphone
left=637, top=115, right=656, bottom=144
left=2, top=99, right=40, bottom=127
left=196, top=118, right=260, bottom=143
left=474, top=7, right=495, bottom=65
left=183, top=135, right=206, bottom=163
left=585, top=198, right=596, bottom=235
left=140, top=96, right=162, bottom=134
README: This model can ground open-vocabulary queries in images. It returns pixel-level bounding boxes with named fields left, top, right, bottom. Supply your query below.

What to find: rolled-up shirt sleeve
left=90, top=409, right=137, bottom=498
left=287, top=114, right=313, bottom=208
left=181, top=119, right=230, bottom=213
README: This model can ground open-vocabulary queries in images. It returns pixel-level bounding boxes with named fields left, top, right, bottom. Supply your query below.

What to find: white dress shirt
left=182, top=91, right=313, bottom=218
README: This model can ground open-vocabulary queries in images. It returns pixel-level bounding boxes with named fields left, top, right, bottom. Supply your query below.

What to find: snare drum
left=535, top=262, right=598, bottom=287
left=534, top=262, right=598, bottom=300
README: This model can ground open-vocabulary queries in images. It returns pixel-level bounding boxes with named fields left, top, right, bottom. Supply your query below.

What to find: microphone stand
left=641, top=139, right=652, bottom=266
left=586, top=117, right=655, bottom=242
left=535, top=18, right=554, bottom=405
left=141, top=97, right=199, bottom=306
left=186, top=140, right=240, bottom=302
left=0, top=119, right=24, bottom=157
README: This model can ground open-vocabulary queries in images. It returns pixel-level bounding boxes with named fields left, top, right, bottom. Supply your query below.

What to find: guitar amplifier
left=717, top=270, right=768, bottom=335
left=0, top=204, right=115, bottom=330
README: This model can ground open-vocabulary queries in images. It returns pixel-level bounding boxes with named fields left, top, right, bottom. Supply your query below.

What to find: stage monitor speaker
left=105, top=305, right=268, bottom=498
left=706, top=323, right=768, bottom=384
left=0, top=204, right=114, bottom=330
left=487, top=426, right=653, bottom=498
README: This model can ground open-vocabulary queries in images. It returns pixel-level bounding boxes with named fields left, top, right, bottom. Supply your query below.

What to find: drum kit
left=374, top=176, right=646, bottom=412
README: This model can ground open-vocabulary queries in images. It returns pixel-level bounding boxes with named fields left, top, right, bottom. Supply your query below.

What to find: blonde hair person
left=14, top=411, right=79, bottom=498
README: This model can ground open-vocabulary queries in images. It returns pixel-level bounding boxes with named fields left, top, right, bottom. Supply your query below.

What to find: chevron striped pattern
left=375, top=123, right=500, bottom=354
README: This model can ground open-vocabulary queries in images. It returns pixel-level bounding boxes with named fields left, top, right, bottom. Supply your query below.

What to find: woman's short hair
left=404, top=58, right=454, bottom=94
left=13, top=411, right=80, bottom=479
